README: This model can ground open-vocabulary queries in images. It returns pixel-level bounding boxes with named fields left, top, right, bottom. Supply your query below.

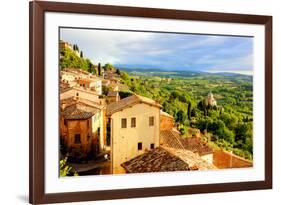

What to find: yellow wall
left=91, top=109, right=105, bottom=151
left=110, top=103, right=160, bottom=174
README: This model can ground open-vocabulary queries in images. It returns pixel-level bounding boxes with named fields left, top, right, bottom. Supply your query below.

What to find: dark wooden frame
left=29, top=1, right=272, bottom=204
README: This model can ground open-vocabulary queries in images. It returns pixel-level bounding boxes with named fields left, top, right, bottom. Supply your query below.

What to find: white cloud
left=60, top=28, right=155, bottom=64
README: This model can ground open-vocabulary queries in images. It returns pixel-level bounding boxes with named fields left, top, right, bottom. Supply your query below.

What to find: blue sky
left=60, top=28, right=253, bottom=74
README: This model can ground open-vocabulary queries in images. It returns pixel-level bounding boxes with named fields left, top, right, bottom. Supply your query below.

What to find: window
left=149, top=116, right=154, bottom=126
left=150, top=143, right=155, bottom=149
left=74, top=134, right=81, bottom=144
left=138, top=142, right=142, bottom=150
left=76, top=92, right=79, bottom=96
left=131, top=117, right=136, bottom=128
left=121, top=118, right=127, bottom=128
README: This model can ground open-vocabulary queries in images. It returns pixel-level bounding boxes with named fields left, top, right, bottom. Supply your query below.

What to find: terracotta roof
left=63, top=68, right=89, bottom=75
left=117, top=83, right=129, bottom=91
left=60, top=82, right=70, bottom=93
left=160, top=110, right=174, bottom=118
left=165, top=147, right=216, bottom=170
left=78, top=78, right=99, bottom=83
left=107, top=91, right=119, bottom=97
left=160, top=130, right=183, bottom=150
left=61, top=102, right=100, bottom=120
left=181, top=137, right=213, bottom=156
left=121, top=147, right=191, bottom=173
left=61, top=96, right=105, bottom=110
left=60, top=86, right=100, bottom=97
left=106, top=94, right=162, bottom=116
left=160, top=130, right=213, bottom=156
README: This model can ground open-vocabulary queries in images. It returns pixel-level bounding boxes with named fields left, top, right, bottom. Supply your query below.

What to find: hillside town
left=59, top=41, right=252, bottom=176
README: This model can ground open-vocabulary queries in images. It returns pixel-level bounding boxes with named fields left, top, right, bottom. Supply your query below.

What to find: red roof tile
left=121, top=147, right=192, bottom=173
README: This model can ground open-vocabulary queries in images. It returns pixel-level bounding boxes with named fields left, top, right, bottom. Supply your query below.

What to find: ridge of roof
left=61, top=102, right=99, bottom=120
left=106, top=94, right=162, bottom=116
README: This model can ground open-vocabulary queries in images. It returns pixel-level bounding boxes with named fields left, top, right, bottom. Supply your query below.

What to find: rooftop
left=78, top=78, right=100, bottom=83
left=106, top=94, right=162, bottom=116
left=107, top=91, right=119, bottom=97
left=60, top=81, right=70, bottom=93
left=165, top=147, right=216, bottom=170
left=61, top=102, right=100, bottom=120
left=121, top=147, right=191, bottom=173
left=160, top=110, right=174, bottom=118
left=61, top=96, right=105, bottom=110
left=160, top=130, right=213, bottom=156
left=63, top=68, right=90, bottom=75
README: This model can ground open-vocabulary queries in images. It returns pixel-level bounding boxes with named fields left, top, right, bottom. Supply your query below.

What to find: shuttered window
left=131, top=117, right=136, bottom=128
left=149, top=116, right=154, bottom=126
left=121, top=118, right=127, bottom=128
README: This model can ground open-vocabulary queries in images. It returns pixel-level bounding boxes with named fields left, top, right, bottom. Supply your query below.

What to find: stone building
left=59, top=41, right=73, bottom=50
left=106, top=91, right=120, bottom=104
left=205, top=91, right=217, bottom=107
left=160, top=110, right=174, bottom=131
left=106, top=94, right=162, bottom=174
left=60, top=97, right=106, bottom=161
left=78, top=78, right=102, bottom=95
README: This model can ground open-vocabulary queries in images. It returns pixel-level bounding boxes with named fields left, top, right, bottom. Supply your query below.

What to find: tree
left=119, top=90, right=133, bottom=99
left=170, top=90, right=181, bottom=100
left=80, top=51, right=83, bottom=58
left=103, top=63, right=114, bottom=71
left=116, top=68, right=121, bottom=75
left=219, top=112, right=238, bottom=130
left=187, top=102, right=192, bottom=120
left=60, top=157, right=78, bottom=177
left=179, top=125, right=187, bottom=135
left=176, top=110, right=186, bottom=124
left=98, top=63, right=101, bottom=76
left=120, top=71, right=129, bottom=81
left=235, top=122, right=252, bottom=143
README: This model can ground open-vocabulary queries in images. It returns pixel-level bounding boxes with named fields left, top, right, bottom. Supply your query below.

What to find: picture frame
left=29, top=1, right=272, bottom=204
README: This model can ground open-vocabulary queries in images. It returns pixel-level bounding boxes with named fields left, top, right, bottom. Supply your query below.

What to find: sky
left=60, top=28, right=253, bottom=74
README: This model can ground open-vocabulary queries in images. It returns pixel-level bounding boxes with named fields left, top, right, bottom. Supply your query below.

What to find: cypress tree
left=98, top=63, right=101, bottom=76
left=187, top=102, right=192, bottom=120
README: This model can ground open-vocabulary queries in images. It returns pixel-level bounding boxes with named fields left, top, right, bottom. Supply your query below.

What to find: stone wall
left=213, top=150, right=253, bottom=169
left=160, top=114, right=174, bottom=131
left=60, top=117, right=93, bottom=158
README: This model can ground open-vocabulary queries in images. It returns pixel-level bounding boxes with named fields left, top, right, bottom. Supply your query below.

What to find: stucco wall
left=111, top=103, right=160, bottom=174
